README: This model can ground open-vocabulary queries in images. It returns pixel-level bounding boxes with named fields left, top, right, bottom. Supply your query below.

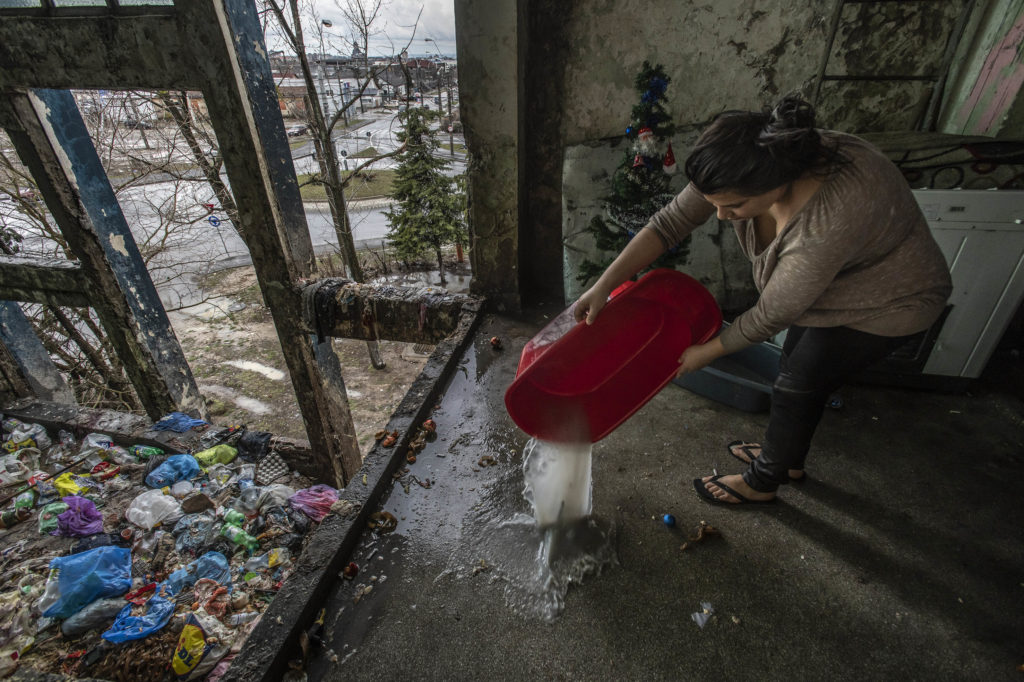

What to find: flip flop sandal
left=727, top=440, right=760, bottom=464
left=692, top=474, right=776, bottom=506
left=727, top=440, right=808, bottom=483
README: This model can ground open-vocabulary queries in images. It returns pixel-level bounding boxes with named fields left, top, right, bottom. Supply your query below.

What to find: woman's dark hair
left=684, top=96, right=849, bottom=196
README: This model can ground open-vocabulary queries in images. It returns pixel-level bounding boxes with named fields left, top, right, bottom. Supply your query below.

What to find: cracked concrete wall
left=550, top=0, right=983, bottom=307
left=457, top=0, right=1020, bottom=306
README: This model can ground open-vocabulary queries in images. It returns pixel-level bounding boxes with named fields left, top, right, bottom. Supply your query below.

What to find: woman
left=574, top=96, right=952, bottom=505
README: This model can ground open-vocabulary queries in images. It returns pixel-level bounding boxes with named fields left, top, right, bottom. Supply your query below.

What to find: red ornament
left=632, top=153, right=645, bottom=168
left=663, top=142, right=677, bottom=175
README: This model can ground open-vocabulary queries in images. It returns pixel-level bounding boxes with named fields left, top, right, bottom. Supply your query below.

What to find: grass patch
left=297, top=170, right=395, bottom=202
left=350, top=146, right=377, bottom=159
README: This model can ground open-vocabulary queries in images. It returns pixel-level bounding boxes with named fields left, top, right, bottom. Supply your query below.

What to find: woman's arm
left=574, top=227, right=667, bottom=325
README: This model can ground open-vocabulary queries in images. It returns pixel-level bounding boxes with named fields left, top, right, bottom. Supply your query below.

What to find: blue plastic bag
left=41, top=546, right=132, bottom=619
left=163, top=551, right=232, bottom=595
left=101, top=590, right=176, bottom=644
left=102, top=551, right=231, bottom=644
left=145, top=454, right=200, bottom=488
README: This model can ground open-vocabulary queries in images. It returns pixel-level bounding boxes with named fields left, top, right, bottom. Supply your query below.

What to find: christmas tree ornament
left=578, top=61, right=687, bottom=286
left=663, top=142, right=677, bottom=175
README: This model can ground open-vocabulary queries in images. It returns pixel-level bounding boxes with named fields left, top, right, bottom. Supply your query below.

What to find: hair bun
left=767, top=96, right=816, bottom=132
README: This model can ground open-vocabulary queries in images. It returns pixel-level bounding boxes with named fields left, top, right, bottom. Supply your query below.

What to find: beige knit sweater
left=645, top=132, right=953, bottom=354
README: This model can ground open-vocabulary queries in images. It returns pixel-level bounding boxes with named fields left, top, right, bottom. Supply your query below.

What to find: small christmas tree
left=385, top=107, right=467, bottom=285
left=577, top=61, right=689, bottom=286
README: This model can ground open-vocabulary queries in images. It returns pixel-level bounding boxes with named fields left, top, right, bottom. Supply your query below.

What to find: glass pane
left=52, top=0, right=107, bottom=6
left=0, top=1, right=43, bottom=8
left=117, top=0, right=175, bottom=5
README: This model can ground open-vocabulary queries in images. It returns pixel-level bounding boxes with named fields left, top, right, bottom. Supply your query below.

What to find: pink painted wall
left=953, top=10, right=1024, bottom=135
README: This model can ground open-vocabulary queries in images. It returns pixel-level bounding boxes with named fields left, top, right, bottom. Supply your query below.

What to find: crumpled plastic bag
left=145, top=454, right=200, bottom=488
left=172, top=512, right=220, bottom=557
left=102, top=551, right=231, bottom=644
left=151, top=412, right=208, bottom=432
left=288, top=484, right=338, bottom=522
left=101, top=587, right=176, bottom=644
left=39, top=546, right=132, bottom=619
left=52, top=496, right=103, bottom=538
left=125, top=489, right=183, bottom=530
left=38, top=501, right=69, bottom=534
left=163, top=552, right=232, bottom=596
left=194, top=445, right=237, bottom=469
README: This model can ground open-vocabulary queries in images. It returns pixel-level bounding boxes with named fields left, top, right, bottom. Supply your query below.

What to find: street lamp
left=425, top=38, right=454, bottom=157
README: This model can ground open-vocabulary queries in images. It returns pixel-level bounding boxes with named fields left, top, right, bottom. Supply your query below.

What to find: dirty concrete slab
left=305, top=311, right=1024, bottom=681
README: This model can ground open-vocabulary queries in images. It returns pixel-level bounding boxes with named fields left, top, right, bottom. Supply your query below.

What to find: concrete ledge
left=219, top=298, right=484, bottom=682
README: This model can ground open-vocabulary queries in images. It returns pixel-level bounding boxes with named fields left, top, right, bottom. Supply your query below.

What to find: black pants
left=742, top=325, right=911, bottom=493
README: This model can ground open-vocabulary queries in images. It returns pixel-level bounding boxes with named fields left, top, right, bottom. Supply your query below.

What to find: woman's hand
left=677, top=338, right=727, bottom=377
left=573, top=285, right=611, bottom=325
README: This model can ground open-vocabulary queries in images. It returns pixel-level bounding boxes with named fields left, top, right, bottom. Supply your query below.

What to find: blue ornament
left=625, top=126, right=634, bottom=135
left=648, top=76, right=668, bottom=95
left=662, top=514, right=676, bottom=527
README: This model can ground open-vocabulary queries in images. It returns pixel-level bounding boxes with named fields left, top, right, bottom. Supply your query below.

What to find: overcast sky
left=311, top=0, right=457, bottom=58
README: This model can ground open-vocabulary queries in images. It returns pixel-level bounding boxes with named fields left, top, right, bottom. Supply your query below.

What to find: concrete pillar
left=455, top=0, right=522, bottom=310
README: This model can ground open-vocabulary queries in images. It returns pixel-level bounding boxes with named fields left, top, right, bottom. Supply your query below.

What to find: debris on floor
left=680, top=520, right=720, bottom=551
left=0, top=416, right=337, bottom=680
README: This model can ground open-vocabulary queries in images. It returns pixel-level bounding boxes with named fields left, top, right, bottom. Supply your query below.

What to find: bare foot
left=728, top=442, right=805, bottom=481
left=701, top=473, right=776, bottom=504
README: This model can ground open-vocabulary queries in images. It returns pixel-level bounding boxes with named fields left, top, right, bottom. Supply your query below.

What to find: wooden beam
left=300, top=278, right=478, bottom=344
left=0, top=254, right=92, bottom=307
left=0, top=301, right=75, bottom=404
left=0, top=15, right=197, bottom=90
left=1, top=90, right=206, bottom=420
left=178, top=0, right=359, bottom=487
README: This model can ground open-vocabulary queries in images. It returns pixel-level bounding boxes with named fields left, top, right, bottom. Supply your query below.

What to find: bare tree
left=261, top=0, right=414, bottom=283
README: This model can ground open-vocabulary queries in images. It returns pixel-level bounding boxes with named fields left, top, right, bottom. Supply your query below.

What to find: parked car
left=286, top=124, right=309, bottom=137
left=123, top=118, right=153, bottom=130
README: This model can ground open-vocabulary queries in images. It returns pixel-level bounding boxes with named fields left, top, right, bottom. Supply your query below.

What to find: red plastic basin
left=505, top=269, right=722, bottom=443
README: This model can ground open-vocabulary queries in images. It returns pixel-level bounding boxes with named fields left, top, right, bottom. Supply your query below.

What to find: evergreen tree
left=578, top=61, right=688, bottom=286
left=385, top=107, right=467, bottom=285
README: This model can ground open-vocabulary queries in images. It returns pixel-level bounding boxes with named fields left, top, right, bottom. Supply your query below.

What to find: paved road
left=4, top=105, right=467, bottom=309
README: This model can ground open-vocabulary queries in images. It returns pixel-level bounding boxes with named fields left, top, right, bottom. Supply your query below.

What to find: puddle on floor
left=440, top=437, right=615, bottom=623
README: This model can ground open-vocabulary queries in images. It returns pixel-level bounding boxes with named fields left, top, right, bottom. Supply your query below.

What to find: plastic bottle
left=222, top=509, right=246, bottom=527
left=128, top=445, right=163, bottom=461
left=60, top=597, right=128, bottom=638
left=243, top=548, right=291, bottom=573
left=236, top=486, right=264, bottom=516
left=0, top=508, right=31, bottom=529
left=45, top=430, right=77, bottom=467
left=35, top=567, right=61, bottom=615
left=169, top=480, right=194, bottom=499
left=13, top=489, right=37, bottom=510
left=220, top=524, right=258, bottom=552
left=227, top=611, right=259, bottom=626
left=238, top=478, right=255, bottom=491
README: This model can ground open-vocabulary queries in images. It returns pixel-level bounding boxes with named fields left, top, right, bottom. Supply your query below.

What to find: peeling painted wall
left=940, top=0, right=1024, bottom=136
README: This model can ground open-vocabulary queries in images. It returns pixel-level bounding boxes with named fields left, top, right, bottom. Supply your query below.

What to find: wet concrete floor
left=307, top=310, right=1024, bottom=681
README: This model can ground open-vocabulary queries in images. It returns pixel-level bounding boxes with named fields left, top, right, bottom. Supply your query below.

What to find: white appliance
left=913, top=189, right=1024, bottom=381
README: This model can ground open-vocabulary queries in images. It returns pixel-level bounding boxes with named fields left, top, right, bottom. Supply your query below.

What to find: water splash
left=443, top=438, right=615, bottom=622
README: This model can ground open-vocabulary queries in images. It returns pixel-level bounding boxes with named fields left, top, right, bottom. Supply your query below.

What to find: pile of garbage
left=0, top=416, right=339, bottom=680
